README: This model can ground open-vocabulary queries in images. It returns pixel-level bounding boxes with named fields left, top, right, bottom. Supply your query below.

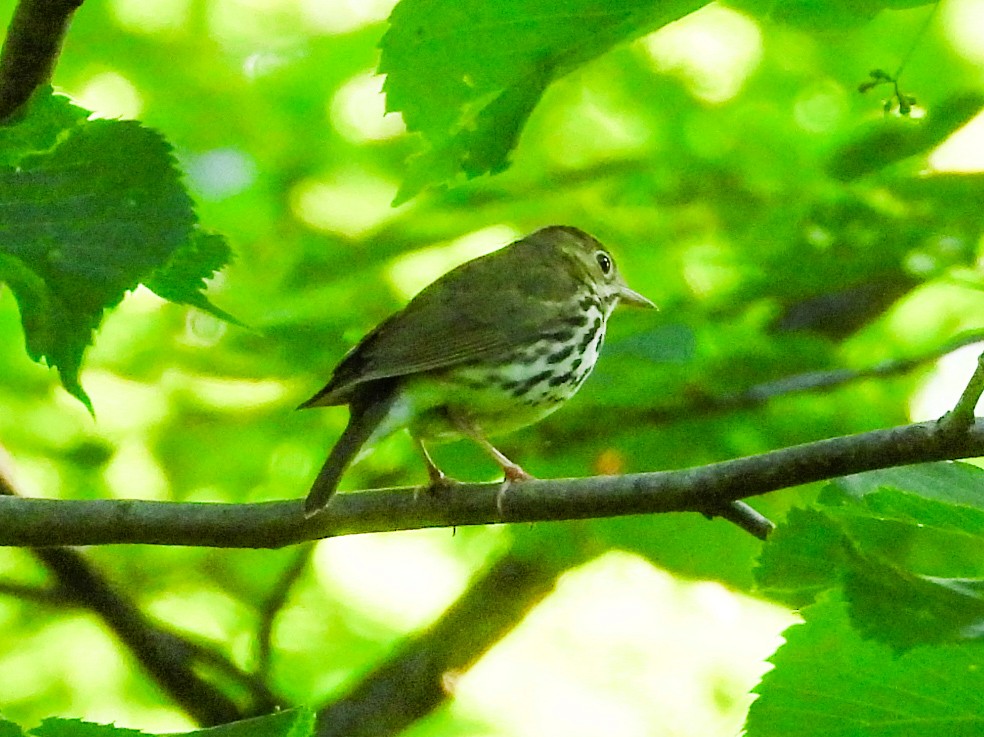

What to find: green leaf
left=31, top=719, right=147, bottom=737
left=185, top=709, right=315, bottom=737
left=849, top=487, right=984, bottom=535
left=828, top=93, right=984, bottom=181
left=833, top=461, right=984, bottom=510
left=0, top=86, right=88, bottom=166
left=839, top=490, right=984, bottom=581
left=754, top=507, right=846, bottom=607
left=746, top=595, right=984, bottom=737
left=394, top=64, right=552, bottom=204
left=145, top=229, right=242, bottom=325
left=0, top=252, right=95, bottom=410
left=832, top=489, right=984, bottom=650
left=845, top=555, right=984, bottom=650
left=758, top=483, right=984, bottom=650
left=725, top=0, right=937, bottom=30
left=0, top=717, right=26, bottom=737
left=0, top=91, right=232, bottom=406
left=381, top=0, right=709, bottom=201
left=26, top=712, right=315, bottom=737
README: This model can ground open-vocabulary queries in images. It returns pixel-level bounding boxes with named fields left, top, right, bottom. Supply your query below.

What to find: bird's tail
left=304, top=385, right=398, bottom=518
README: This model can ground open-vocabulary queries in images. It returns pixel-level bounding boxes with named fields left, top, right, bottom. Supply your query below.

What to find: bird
left=300, top=225, right=654, bottom=517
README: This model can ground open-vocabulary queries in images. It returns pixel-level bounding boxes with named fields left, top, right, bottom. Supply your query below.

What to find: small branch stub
left=939, top=350, right=984, bottom=435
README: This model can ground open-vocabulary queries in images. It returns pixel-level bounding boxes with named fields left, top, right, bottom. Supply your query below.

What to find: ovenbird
left=301, top=225, right=654, bottom=516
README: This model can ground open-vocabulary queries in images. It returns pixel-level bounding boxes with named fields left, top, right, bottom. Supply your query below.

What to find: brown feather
left=301, top=227, right=598, bottom=407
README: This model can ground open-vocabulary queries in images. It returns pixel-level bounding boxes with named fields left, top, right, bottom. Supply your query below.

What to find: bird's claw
left=414, top=471, right=459, bottom=501
left=496, top=466, right=534, bottom=517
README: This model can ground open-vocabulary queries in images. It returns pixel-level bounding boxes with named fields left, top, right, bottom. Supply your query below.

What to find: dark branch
left=257, top=547, right=313, bottom=677
left=0, top=0, right=83, bottom=120
left=1, top=419, right=983, bottom=548
left=0, top=450, right=275, bottom=725
left=0, top=580, right=75, bottom=605
left=316, top=548, right=580, bottom=737
left=32, top=546, right=251, bottom=724
left=633, top=329, right=984, bottom=426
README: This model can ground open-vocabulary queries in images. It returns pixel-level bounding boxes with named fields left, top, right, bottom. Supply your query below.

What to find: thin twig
left=257, top=546, right=314, bottom=677
left=315, top=548, right=583, bottom=737
left=893, top=1, right=940, bottom=80
left=0, top=448, right=276, bottom=724
left=1, top=419, right=983, bottom=548
left=0, top=0, right=84, bottom=120
left=23, top=545, right=249, bottom=724
left=939, top=350, right=984, bottom=434
left=0, top=580, right=76, bottom=605
left=178, top=635, right=282, bottom=713
left=706, top=501, right=774, bottom=540
left=591, top=329, right=984, bottom=429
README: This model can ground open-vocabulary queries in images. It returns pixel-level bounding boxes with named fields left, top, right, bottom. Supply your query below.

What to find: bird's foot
left=496, top=464, right=535, bottom=517
left=414, top=468, right=459, bottom=501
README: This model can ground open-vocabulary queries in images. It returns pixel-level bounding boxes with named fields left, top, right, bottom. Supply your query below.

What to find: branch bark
left=1, top=419, right=982, bottom=548
left=0, top=0, right=83, bottom=120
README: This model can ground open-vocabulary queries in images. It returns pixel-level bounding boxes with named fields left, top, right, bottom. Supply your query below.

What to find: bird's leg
left=414, top=438, right=457, bottom=500
left=473, top=436, right=534, bottom=483
left=449, top=413, right=534, bottom=515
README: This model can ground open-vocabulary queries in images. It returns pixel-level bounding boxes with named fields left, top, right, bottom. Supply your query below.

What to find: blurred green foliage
left=1, top=0, right=984, bottom=734
left=0, top=711, right=313, bottom=737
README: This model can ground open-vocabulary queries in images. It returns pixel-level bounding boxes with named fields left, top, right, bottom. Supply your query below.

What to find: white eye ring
left=595, top=251, right=612, bottom=275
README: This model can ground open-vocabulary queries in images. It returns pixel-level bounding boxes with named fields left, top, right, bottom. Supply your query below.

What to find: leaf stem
left=0, top=0, right=84, bottom=120
left=893, top=1, right=940, bottom=80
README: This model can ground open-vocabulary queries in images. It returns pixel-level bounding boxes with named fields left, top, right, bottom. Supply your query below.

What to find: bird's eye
left=596, top=251, right=613, bottom=275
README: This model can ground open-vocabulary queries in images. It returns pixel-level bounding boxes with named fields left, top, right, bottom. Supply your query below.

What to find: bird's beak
left=617, top=285, right=657, bottom=309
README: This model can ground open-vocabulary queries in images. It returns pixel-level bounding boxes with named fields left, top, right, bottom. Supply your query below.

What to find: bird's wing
left=302, top=247, right=580, bottom=407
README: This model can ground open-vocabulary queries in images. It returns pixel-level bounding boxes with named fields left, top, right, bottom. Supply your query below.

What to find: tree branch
left=256, top=546, right=313, bottom=678
left=1, top=419, right=982, bottom=548
left=315, top=547, right=582, bottom=737
left=939, top=349, right=984, bottom=434
left=0, top=580, right=75, bottom=605
left=0, top=0, right=84, bottom=120
left=32, top=546, right=255, bottom=724
left=631, top=329, right=984, bottom=427
left=0, top=449, right=277, bottom=725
